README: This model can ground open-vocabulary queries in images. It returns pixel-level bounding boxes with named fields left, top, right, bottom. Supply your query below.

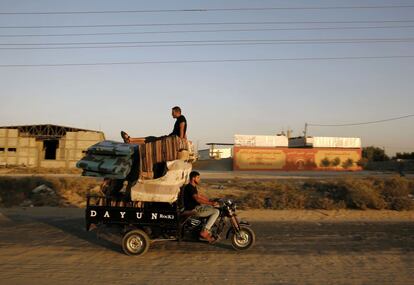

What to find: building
left=0, top=124, right=105, bottom=168
left=233, top=135, right=362, bottom=171
left=197, top=143, right=234, bottom=160
left=198, top=147, right=233, bottom=160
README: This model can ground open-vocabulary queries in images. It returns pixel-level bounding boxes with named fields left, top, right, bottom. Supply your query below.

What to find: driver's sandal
left=200, top=230, right=216, bottom=243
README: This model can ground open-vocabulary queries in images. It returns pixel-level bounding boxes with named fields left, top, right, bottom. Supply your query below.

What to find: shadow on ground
left=1, top=208, right=413, bottom=256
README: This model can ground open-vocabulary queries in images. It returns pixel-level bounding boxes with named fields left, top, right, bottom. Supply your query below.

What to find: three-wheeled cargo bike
left=79, top=139, right=255, bottom=256
left=86, top=194, right=255, bottom=256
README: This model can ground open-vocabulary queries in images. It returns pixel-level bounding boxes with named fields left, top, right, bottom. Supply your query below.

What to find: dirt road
left=0, top=208, right=413, bottom=285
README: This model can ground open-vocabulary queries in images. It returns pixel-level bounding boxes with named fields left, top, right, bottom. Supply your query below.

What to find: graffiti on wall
left=233, top=147, right=362, bottom=171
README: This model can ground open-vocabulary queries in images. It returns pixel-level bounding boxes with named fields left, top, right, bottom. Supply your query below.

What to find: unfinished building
left=0, top=124, right=105, bottom=169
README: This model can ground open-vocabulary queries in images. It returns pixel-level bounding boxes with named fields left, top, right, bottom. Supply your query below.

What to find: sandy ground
left=0, top=207, right=413, bottom=285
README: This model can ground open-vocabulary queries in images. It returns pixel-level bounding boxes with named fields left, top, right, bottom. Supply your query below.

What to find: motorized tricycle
left=80, top=138, right=255, bottom=256
left=86, top=194, right=255, bottom=256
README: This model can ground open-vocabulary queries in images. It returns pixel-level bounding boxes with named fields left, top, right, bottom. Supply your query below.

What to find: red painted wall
left=233, top=146, right=362, bottom=171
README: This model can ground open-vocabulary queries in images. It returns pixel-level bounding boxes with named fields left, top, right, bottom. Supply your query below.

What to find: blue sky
left=0, top=0, right=413, bottom=155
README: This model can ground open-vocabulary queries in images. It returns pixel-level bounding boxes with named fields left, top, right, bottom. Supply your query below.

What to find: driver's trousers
left=194, top=205, right=220, bottom=231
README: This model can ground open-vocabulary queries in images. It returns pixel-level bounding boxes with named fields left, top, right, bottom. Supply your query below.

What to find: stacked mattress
left=76, top=140, right=138, bottom=179
left=139, top=135, right=189, bottom=176
left=131, top=160, right=192, bottom=203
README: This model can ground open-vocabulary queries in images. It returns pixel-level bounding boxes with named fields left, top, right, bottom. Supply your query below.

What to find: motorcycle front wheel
left=230, top=226, right=255, bottom=251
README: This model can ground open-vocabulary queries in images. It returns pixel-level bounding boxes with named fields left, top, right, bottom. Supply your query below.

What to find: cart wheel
left=122, top=229, right=150, bottom=256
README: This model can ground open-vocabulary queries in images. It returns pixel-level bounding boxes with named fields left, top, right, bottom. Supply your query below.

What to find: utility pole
left=304, top=123, right=308, bottom=138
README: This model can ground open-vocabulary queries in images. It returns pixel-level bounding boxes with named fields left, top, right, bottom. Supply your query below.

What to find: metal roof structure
left=0, top=124, right=102, bottom=139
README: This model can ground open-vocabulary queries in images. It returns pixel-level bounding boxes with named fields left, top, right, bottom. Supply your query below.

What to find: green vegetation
left=320, top=157, right=331, bottom=168
left=342, top=158, right=354, bottom=169
left=394, top=152, right=414, bottom=160
left=206, top=176, right=414, bottom=211
left=0, top=176, right=413, bottom=211
left=362, top=146, right=390, bottom=161
left=331, top=157, right=341, bottom=168
left=0, top=176, right=100, bottom=207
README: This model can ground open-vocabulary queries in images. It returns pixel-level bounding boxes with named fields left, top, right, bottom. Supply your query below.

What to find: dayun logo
left=89, top=210, right=143, bottom=219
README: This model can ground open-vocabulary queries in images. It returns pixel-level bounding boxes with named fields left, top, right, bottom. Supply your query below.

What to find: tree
left=357, top=158, right=369, bottom=168
left=362, top=146, right=390, bottom=162
left=342, top=158, right=354, bottom=169
left=320, top=157, right=331, bottom=168
left=393, top=152, right=414, bottom=160
left=331, top=157, right=341, bottom=168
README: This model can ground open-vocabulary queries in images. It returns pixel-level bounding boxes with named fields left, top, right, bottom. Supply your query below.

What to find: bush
left=3, top=176, right=414, bottom=211
left=241, top=192, right=268, bottom=209
left=378, top=177, right=413, bottom=210
left=269, top=184, right=306, bottom=209
left=0, top=176, right=101, bottom=207
left=306, top=196, right=337, bottom=210
left=230, top=177, right=414, bottom=211
left=410, top=181, right=414, bottom=195
left=240, top=183, right=306, bottom=209
left=344, top=180, right=386, bottom=210
left=342, top=159, right=354, bottom=169
left=357, top=158, right=369, bottom=168
left=381, top=177, right=410, bottom=199
left=390, top=197, right=414, bottom=211
left=302, top=181, right=348, bottom=202
left=331, top=157, right=341, bottom=168
left=320, top=158, right=331, bottom=168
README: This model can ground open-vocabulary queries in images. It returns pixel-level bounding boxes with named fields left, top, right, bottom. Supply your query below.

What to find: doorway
left=44, top=140, right=59, bottom=160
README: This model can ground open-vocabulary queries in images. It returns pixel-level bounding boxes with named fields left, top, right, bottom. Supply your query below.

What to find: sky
left=0, top=0, right=413, bottom=155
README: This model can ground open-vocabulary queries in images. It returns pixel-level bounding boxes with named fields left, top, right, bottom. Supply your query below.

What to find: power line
left=1, top=20, right=414, bottom=29
left=2, top=37, right=413, bottom=46
left=1, top=39, right=412, bottom=50
left=0, top=38, right=413, bottom=50
left=1, top=5, right=414, bottom=15
left=0, top=55, right=413, bottom=68
left=309, top=114, right=414, bottom=127
left=0, top=39, right=414, bottom=50
left=1, top=25, right=414, bottom=38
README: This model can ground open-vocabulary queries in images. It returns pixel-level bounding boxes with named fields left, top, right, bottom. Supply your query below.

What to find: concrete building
left=233, top=135, right=362, bottom=171
left=0, top=124, right=105, bottom=168
left=198, top=147, right=233, bottom=160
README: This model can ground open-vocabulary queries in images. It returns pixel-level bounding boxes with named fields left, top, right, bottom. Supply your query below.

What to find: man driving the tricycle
left=183, top=171, right=219, bottom=243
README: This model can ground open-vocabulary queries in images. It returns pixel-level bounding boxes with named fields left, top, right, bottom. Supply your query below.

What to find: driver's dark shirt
left=183, top=183, right=200, bottom=210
